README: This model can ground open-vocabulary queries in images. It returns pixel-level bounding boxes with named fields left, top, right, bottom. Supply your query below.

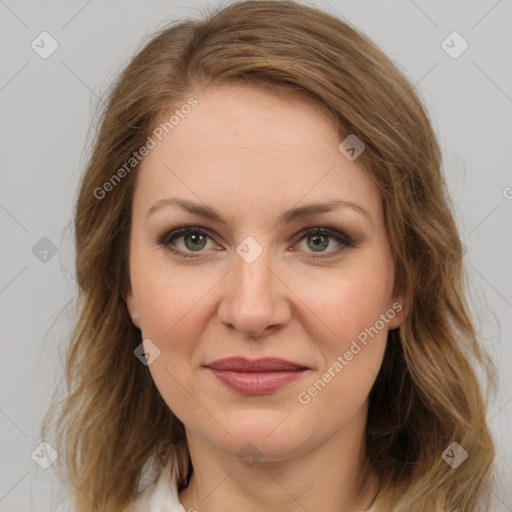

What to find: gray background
left=1, top=0, right=511, bottom=510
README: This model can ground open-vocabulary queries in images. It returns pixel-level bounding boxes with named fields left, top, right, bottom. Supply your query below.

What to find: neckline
left=129, top=458, right=379, bottom=512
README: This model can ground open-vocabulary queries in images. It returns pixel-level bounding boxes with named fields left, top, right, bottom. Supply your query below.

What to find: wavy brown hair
left=42, top=1, right=496, bottom=511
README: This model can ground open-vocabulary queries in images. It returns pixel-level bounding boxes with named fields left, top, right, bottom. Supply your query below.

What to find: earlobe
left=123, top=283, right=140, bottom=328
left=130, top=312, right=141, bottom=329
left=388, top=293, right=411, bottom=330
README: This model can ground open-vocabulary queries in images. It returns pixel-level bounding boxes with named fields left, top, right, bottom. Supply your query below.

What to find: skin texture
left=125, top=83, right=408, bottom=512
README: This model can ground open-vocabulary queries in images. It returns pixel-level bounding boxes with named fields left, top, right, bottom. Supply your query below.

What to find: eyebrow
left=146, top=197, right=371, bottom=226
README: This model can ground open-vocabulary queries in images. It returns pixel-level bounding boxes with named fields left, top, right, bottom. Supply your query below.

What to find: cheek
left=130, top=254, right=221, bottom=404
left=292, top=271, right=392, bottom=426
left=297, top=261, right=394, bottom=348
left=131, top=264, right=212, bottom=420
left=296, top=340, right=386, bottom=437
left=291, top=257, right=393, bottom=409
left=131, top=247, right=217, bottom=342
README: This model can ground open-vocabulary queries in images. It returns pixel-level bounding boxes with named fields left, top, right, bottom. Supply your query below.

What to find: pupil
left=309, top=235, right=328, bottom=252
left=186, top=233, right=206, bottom=251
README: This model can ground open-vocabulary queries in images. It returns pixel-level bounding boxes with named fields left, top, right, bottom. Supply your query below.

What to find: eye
left=157, top=226, right=216, bottom=259
left=293, top=227, right=353, bottom=259
left=156, top=226, right=353, bottom=260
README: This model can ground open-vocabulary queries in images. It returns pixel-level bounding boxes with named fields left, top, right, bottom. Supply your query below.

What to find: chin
left=193, top=411, right=319, bottom=462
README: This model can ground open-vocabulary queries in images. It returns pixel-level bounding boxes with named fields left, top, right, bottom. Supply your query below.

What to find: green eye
left=294, top=227, right=353, bottom=259
left=158, top=226, right=353, bottom=260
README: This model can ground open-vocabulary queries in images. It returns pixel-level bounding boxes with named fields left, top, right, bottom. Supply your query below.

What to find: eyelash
left=156, top=225, right=354, bottom=260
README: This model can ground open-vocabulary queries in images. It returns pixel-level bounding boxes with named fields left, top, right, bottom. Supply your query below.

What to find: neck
left=178, top=407, right=379, bottom=512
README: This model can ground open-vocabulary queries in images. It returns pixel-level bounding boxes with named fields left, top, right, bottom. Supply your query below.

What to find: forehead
left=134, top=84, right=381, bottom=222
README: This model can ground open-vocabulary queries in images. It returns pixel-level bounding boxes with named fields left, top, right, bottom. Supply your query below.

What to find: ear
left=123, top=281, right=141, bottom=329
left=386, top=289, right=411, bottom=330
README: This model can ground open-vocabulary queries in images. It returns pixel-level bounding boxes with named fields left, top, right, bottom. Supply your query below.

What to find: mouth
left=204, top=357, right=309, bottom=394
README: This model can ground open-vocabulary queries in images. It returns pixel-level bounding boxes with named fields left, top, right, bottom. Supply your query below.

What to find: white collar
left=125, top=457, right=185, bottom=512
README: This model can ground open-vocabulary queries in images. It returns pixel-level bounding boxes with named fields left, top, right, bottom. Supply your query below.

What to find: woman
left=42, top=1, right=496, bottom=511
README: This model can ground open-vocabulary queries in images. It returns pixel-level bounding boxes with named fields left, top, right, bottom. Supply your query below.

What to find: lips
left=206, top=357, right=308, bottom=372
left=205, top=357, right=309, bottom=394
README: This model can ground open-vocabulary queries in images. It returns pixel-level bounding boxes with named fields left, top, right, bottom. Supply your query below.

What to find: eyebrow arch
left=146, top=197, right=371, bottom=226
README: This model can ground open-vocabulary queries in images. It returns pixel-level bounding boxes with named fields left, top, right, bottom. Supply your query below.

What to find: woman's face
left=125, top=84, right=407, bottom=461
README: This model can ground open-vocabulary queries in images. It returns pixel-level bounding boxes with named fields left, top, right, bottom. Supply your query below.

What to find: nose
left=217, top=245, right=291, bottom=338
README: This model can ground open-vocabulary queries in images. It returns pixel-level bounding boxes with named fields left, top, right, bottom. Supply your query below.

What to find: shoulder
left=124, top=456, right=185, bottom=512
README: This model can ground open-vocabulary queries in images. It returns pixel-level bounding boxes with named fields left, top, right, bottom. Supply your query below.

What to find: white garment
left=126, top=457, right=377, bottom=512
left=124, top=458, right=185, bottom=512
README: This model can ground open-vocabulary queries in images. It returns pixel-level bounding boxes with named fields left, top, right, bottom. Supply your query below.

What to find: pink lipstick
left=205, top=357, right=308, bottom=394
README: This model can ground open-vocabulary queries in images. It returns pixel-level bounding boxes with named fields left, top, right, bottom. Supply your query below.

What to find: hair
left=42, top=1, right=497, bottom=511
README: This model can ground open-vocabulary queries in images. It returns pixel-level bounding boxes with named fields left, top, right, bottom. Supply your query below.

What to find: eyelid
left=158, top=226, right=212, bottom=246
left=292, top=226, right=353, bottom=246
